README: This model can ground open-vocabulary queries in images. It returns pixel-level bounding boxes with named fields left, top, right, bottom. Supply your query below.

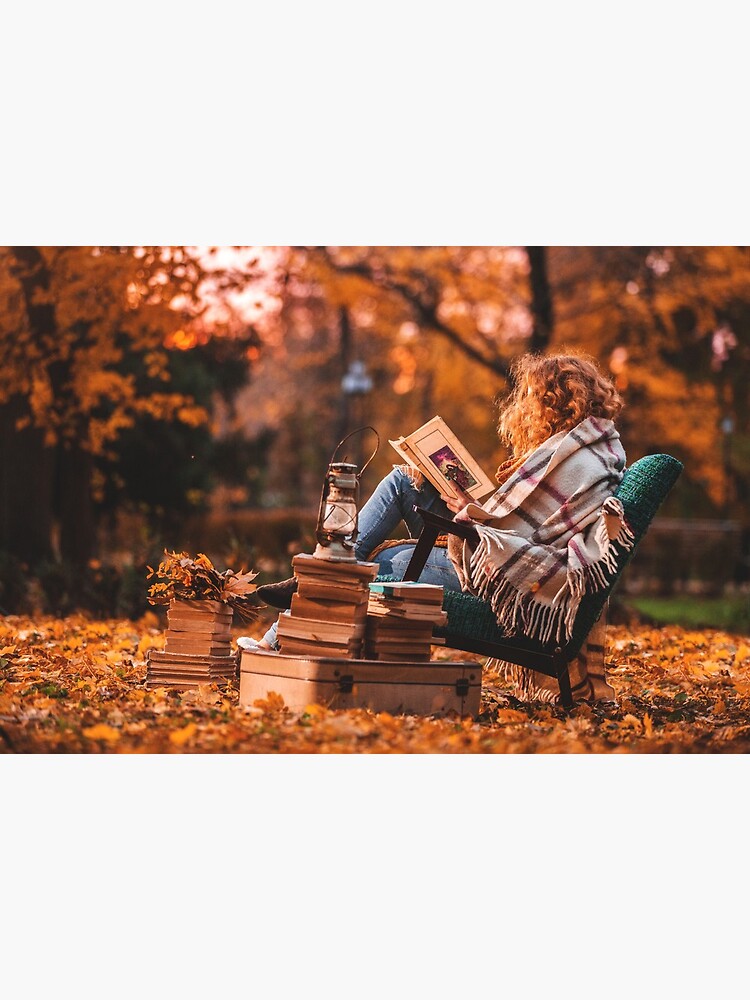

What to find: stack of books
left=146, top=599, right=236, bottom=688
left=146, top=650, right=238, bottom=688
left=276, top=553, right=379, bottom=659
left=165, top=600, right=233, bottom=657
left=364, top=582, right=447, bottom=661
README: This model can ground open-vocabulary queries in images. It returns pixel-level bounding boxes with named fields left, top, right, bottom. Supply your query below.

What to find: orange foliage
left=1, top=614, right=749, bottom=753
left=549, top=247, right=750, bottom=508
left=0, top=246, right=260, bottom=454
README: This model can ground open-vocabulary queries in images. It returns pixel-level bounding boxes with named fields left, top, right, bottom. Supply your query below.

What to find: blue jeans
left=261, top=467, right=462, bottom=647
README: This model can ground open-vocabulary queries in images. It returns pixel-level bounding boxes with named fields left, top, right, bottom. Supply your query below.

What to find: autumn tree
left=0, top=246, right=261, bottom=570
left=95, top=335, right=269, bottom=539
left=548, top=248, right=750, bottom=506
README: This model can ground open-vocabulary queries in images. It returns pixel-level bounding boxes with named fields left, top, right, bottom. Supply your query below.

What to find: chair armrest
left=412, top=505, right=479, bottom=543
left=401, top=505, right=479, bottom=583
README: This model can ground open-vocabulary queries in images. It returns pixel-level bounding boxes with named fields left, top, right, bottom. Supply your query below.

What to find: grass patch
left=625, top=595, right=750, bottom=633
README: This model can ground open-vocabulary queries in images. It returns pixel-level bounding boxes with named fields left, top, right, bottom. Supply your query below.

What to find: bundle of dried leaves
left=146, top=550, right=258, bottom=621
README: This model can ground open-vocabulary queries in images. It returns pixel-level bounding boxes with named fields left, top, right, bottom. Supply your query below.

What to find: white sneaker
left=237, top=636, right=263, bottom=651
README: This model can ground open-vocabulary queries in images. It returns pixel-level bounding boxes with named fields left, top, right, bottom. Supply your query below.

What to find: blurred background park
left=0, top=246, right=748, bottom=631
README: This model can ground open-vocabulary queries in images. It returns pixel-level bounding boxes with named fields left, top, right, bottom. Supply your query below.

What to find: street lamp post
left=341, top=359, right=373, bottom=467
left=342, top=359, right=373, bottom=396
left=721, top=415, right=734, bottom=519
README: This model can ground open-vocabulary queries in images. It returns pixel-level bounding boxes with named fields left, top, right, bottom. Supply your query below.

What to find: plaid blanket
left=454, top=416, right=634, bottom=703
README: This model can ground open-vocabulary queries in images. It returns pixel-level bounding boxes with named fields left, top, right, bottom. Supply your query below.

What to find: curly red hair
left=497, top=352, right=623, bottom=458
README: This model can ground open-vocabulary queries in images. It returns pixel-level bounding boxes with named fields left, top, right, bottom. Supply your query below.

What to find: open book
left=388, top=415, right=496, bottom=503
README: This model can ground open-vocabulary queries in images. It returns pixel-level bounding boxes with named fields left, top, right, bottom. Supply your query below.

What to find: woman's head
left=497, top=352, right=623, bottom=456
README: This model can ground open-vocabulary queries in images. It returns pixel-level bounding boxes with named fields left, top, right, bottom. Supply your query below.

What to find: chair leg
left=557, top=664, right=574, bottom=711
left=402, top=523, right=441, bottom=582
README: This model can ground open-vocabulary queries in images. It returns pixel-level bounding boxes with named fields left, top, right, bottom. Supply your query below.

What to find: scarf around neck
left=460, top=415, right=634, bottom=647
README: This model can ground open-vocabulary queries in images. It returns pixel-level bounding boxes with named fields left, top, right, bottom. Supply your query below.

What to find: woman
left=444, top=352, right=633, bottom=703
left=246, top=352, right=632, bottom=703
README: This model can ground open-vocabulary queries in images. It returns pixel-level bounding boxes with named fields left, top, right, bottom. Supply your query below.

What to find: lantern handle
left=331, top=425, right=380, bottom=478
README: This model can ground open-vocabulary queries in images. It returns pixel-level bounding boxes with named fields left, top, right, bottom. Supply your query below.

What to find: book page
left=388, top=436, right=409, bottom=463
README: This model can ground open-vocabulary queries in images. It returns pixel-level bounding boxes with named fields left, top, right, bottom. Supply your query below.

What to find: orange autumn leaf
left=495, top=709, right=529, bottom=725
left=621, top=714, right=643, bottom=733
left=82, top=724, right=121, bottom=744
left=138, top=635, right=162, bottom=657
left=170, top=723, right=197, bottom=746
left=253, top=691, right=286, bottom=713
left=304, top=703, right=327, bottom=719
left=222, top=570, right=258, bottom=597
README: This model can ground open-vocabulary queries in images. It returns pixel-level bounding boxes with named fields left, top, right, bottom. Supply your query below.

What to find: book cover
left=296, top=581, right=372, bottom=604
left=388, top=415, right=495, bottom=502
left=148, top=650, right=236, bottom=665
left=367, top=604, right=448, bottom=624
left=277, top=636, right=362, bottom=659
left=368, top=582, right=444, bottom=602
left=164, top=643, right=232, bottom=656
left=292, top=553, right=379, bottom=579
left=277, top=615, right=366, bottom=643
left=290, top=593, right=368, bottom=623
left=165, top=624, right=232, bottom=637
left=169, top=599, right=231, bottom=616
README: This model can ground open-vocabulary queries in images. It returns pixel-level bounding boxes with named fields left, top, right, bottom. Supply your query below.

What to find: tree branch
left=314, top=248, right=511, bottom=379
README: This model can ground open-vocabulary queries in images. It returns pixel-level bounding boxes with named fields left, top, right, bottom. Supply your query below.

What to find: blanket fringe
left=470, top=548, right=575, bottom=646
left=487, top=657, right=559, bottom=704
left=603, top=497, right=636, bottom=549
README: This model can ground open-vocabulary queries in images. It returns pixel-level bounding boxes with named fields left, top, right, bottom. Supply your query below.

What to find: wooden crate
left=239, top=649, right=481, bottom=718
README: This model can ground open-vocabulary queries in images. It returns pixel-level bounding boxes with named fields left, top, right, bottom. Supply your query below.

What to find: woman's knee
left=390, top=546, right=461, bottom=590
left=385, top=466, right=413, bottom=494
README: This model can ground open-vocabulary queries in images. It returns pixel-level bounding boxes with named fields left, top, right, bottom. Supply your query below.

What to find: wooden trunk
left=239, top=650, right=481, bottom=718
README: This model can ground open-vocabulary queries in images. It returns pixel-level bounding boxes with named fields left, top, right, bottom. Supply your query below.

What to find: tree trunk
left=5, top=248, right=60, bottom=565
left=526, top=246, right=554, bottom=353
left=58, top=442, right=95, bottom=568
left=0, top=395, right=55, bottom=565
left=8, top=247, right=97, bottom=569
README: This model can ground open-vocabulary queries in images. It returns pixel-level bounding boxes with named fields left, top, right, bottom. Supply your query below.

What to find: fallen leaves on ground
left=1, top=612, right=749, bottom=753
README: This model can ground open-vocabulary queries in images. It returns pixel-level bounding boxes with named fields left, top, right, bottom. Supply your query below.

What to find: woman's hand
left=453, top=505, right=476, bottom=523
left=443, top=484, right=475, bottom=521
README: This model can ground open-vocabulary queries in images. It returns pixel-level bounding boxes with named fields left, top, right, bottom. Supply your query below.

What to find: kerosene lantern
left=313, top=427, right=379, bottom=562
